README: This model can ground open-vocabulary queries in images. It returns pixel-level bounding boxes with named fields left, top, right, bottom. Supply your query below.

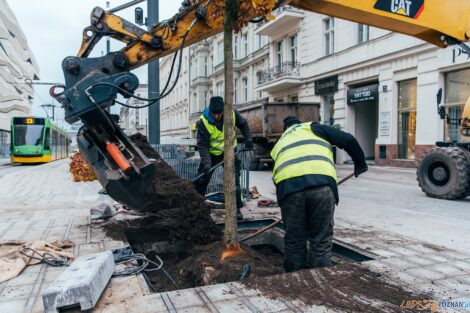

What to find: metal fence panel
left=151, top=144, right=250, bottom=200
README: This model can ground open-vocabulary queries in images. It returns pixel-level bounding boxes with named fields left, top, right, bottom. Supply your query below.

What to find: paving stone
left=362, top=260, right=391, bottom=272
left=386, top=246, right=421, bottom=256
left=167, top=289, right=205, bottom=308
left=213, top=298, right=254, bottom=313
left=406, top=267, right=448, bottom=281
left=380, top=257, right=421, bottom=270
left=406, top=255, right=439, bottom=266
left=200, top=284, right=240, bottom=302
left=0, top=284, right=34, bottom=301
left=421, top=254, right=450, bottom=264
left=384, top=269, right=426, bottom=286
left=0, top=299, right=27, bottom=312
left=42, top=251, right=114, bottom=313
left=248, top=295, right=290, bottom=312
left=432, top=278, right=470, bottom=296
left=123, top=294, right=169, bottom=313
left=369, top=248, right=400, bottom=258
left=451, top=260, right=470, bottom=272
left=428, top=264, right=469, bottom=277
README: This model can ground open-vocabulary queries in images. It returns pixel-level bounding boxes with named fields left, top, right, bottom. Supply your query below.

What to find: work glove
left=244, top=139, right=253, bottom=151
left=354, top=163, right=368, bottom=178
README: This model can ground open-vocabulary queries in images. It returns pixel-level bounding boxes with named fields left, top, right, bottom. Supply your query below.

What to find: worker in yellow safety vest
left=194, top=96, right=253, bottom=220
left=271, top=116, right=368, bottom=272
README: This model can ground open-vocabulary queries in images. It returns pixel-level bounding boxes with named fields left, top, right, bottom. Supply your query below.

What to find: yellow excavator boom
left=77, top=0, right=470, bottom=70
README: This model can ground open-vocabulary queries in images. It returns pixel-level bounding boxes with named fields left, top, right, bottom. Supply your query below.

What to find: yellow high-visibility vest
left=270, top=122, right=337, bottom=185
left=200, top=111, right=237, bottom=156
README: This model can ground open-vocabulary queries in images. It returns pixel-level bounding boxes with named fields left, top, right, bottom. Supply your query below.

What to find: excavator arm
left=52, top=0, right=470, bottom=211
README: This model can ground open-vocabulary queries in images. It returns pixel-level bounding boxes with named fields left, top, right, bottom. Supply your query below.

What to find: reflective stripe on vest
left=270, top=122, right=337, bottom=185
left=200, top=111, right=238, bottom=156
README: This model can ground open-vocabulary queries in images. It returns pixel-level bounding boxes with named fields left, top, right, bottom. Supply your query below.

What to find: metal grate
left=151, top=144, right=250, bottom=200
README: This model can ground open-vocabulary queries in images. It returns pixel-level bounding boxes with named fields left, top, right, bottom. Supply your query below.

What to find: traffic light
left=135, top=7, right=144, bottom=25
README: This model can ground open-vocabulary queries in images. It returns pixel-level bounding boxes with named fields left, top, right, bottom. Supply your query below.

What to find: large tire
left=417, top=147, right=470, bottom=199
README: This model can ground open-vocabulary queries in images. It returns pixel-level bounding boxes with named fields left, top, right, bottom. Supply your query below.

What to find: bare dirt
left=103, top=134, right=284, bottom=291
left=101, top=134, right=431, bottom=311
left=244, top=263, right=431, bottom=313
left=145, top=243, right=284, bottom=292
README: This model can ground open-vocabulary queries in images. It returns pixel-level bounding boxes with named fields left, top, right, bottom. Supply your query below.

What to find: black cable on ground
left=113, top=252, right=180, bottom=291
left=19, top=247, right=70, bottom=267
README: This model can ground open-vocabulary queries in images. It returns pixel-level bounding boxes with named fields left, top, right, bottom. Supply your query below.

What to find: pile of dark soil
left=103, top=133, right=284, bottom=292
left=146, top=242, right=284, bottom=292
left=104, top=133, right=221, bottom=245
left=244, top=263, right=432, bottom=313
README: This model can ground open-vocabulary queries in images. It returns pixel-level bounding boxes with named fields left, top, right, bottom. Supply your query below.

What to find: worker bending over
left=194, top=96, right=253, bottom=220
left=271, top=116, right=368, bottom=272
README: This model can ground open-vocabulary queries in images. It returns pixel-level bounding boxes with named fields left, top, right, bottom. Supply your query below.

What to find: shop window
left=445, top=68, right=470, bottom=142
left=397, top=79, right=417, bottom=159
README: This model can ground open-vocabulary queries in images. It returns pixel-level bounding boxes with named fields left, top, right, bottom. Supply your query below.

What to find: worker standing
left=271, top=116, right=368, bottom=272
left=194, top=96, right=253, bottom=220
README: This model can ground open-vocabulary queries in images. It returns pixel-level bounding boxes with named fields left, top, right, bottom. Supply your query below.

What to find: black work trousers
left=278, top=185, right=336, bottom=272
left=194, top=154, right=243, bottom=208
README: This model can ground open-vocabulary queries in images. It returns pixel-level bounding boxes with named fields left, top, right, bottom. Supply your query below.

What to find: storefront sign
left=379, top=111, right=390, bottom=136
left=347, top=84, right=379, bottom=105
left=315, top=76, right=338, bottom=95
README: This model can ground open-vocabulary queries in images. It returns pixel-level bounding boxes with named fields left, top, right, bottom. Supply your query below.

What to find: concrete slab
left=42, top=251, right=115, bottom=313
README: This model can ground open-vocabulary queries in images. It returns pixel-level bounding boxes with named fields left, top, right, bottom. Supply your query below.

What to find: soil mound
left=104, top=133, right=221, bottom=245
left=147, top=242, right=284, bottom=292
left=244, top=263, right=431, bottom=313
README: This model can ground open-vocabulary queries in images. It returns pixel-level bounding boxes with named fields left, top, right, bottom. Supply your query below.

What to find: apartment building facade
left=0, top=0, right=39, bottom=157
left=157, top=5, right=470, bottom=167
left=120, top=85, right=149, bottom=137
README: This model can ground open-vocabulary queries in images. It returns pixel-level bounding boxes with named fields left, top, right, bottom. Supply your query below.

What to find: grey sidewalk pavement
left=0, top=160, right=469, bottom=312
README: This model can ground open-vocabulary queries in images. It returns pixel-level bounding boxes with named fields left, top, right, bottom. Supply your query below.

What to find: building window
left=217, top=42, right=223, bottom=64
left=234, top=35, right=238, bottom=59
left=445, top=68, right=470, bottom=141
left=323, top=17, right=334, bottom=55
left=322, top=94, right=335, bottom=126
left=257, top=35, right=262, bottom=49
left=398, top=79, right=417, bottom=160
left=290, top=95, right=299, bottom=103
left=290, top=34, right=298, bottom=64
left=216, top=81, right=224, bottom=97
left=276, top=41, right=283, bottom=66
left=357, top=24, right=370, bottom=44
left=243, top=77, right=248, bottom=102
left=204, top=56, right=208, bottom=76
left=243, top=33, right=248, bottom=57
left=234, top=79, right=238, bottom=103
left=204, top=91, right=208, bottom=108
left=256, top=71, right=262, bottom=85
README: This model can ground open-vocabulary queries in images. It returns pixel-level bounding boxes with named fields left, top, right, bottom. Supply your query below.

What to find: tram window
left=44, top=128, right=50, bottom=150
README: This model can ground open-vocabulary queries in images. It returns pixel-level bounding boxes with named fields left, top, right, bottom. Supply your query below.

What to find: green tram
left=10, top=117, right=71, bottom=163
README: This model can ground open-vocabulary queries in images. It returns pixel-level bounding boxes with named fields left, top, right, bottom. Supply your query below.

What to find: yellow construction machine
left=51, top=0, right=470, bottom=209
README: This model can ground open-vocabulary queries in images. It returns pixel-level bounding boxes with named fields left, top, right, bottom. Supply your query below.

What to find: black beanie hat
left=283, top=116, right=301, bottom=130
left=209, top=96, right=224, bottom=114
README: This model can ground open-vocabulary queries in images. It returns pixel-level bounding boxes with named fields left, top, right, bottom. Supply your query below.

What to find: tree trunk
left=223, top=0, right=239, bottom=246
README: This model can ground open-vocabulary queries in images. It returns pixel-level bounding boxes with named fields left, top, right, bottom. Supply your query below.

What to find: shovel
left=240, top=171, right=356, bottom=243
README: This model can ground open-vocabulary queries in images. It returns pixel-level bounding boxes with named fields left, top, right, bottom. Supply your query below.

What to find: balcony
left=191, top=76, right=211, bottom=87
left=256, top=61, right=302, bottom=93
left=255, top=6, right=304, bottom=37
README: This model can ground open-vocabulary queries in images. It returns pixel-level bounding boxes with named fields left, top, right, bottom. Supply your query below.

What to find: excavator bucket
left=76, top=110, right=158, bottom=212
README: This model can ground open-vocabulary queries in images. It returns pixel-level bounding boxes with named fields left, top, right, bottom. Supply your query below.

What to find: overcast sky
left=8, top=0, right=181, bottom=128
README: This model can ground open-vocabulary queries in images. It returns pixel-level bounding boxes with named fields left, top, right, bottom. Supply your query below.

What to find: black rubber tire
left=417, top=147, right=470, bottom=199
